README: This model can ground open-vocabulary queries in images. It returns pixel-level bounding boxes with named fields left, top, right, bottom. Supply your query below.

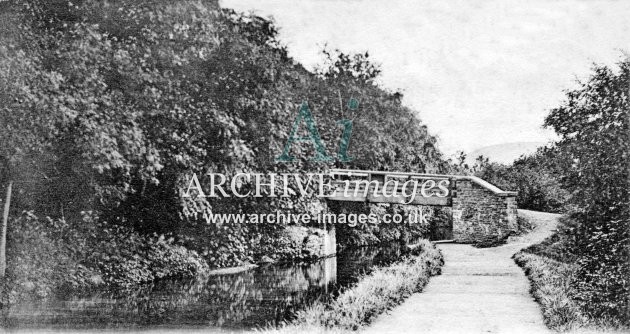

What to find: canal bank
left=0, top=242, right=408, bottom=331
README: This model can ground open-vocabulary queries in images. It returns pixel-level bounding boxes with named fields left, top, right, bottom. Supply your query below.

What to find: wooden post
left=0, top=180, right=12, bottom=278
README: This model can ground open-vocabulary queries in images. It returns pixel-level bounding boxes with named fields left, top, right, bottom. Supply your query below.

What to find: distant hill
left=468, top=142, right=546, bottom=165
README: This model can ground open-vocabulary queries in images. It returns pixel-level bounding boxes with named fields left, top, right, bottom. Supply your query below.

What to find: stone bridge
left=326, top=168, right=518, bottom=243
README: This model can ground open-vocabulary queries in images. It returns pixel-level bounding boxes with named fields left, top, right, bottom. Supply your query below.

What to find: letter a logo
left=276, top=102, right=334, bottom=162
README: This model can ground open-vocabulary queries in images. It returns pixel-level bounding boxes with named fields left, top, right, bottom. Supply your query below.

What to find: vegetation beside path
left=514, top=213, right=629, bottom=333
left=515, top=239, right=629, bottom=333
left=263, top=239, right=443, bottom=333
left=476, top=59, right=629, bottom=329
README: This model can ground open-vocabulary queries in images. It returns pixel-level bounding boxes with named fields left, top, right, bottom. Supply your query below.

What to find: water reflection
left=1, top=243, right=404, bottom=331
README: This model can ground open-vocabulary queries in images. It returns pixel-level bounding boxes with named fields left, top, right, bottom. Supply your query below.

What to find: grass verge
left=262, top=239, right=444, bottom=333
left=513, top=251, right=585, bottom=331
left=514, top=238, right=628, bottom=333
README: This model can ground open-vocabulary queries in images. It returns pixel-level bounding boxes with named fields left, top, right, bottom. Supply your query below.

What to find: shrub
left=1, top=212, right=96, bottom=305
left=1, top=211, right=209, bottom=305
left=543, top=59, right=630, bottom=323
left=473, top=150, right=570, bottom=214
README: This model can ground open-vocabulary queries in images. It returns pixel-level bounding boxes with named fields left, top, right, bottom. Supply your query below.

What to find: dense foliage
left=490, top=59, right=629, bottom=324
left=0, top=0, right=448, bottom=303
left=1, top=211, right=208, bottom=305
left=472, top=147, right=570, bottom=213
left=544, top=59, right=629, bottom=322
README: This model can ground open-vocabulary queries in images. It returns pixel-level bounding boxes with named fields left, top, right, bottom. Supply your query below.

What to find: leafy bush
left=543, top=59, right=629, bottom=323
left=1, top=212, right=96, bottom=304
left=1, top=211, right=208, bottom=305
left=473, top=149, right=570, bottom=213
left=79, top=212, right=209, bottom=287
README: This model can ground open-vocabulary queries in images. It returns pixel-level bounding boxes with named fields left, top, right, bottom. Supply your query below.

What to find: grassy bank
left=514, top=251, right=585, bottom=331
left=514, top=234, right=628, bottom=333
left=263, top=239, right=443, bottom=333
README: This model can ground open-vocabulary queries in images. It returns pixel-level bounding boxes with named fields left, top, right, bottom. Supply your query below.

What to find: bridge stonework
left=451, top=178, right=518, bottom=243
left=328, top=169, right=519, bottom=244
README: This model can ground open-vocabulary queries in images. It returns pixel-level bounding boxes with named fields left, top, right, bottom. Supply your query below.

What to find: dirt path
left=363, top=210, right=560, bottom=334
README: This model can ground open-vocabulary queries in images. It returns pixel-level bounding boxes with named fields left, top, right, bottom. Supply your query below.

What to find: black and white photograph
left=0, top=0, right=628, bottom=333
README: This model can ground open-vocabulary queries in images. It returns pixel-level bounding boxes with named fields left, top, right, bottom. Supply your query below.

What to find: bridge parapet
left=327, top=169, right=518, bottom=243
left=451, top=177, right=518, bottom=243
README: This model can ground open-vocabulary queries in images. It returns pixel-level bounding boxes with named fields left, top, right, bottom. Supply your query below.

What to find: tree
left=1, top=0, right=450, bottom=269
left=544, top=58, right=629, bottom=320
left=473, top=147, right=570, bottom=213
left=317, top=48, right=381, bottom=83
left=0, top=6, right=65, bottom=277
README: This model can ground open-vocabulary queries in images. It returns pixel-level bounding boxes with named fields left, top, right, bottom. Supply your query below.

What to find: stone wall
left=451, top=178, right=518, bottom=243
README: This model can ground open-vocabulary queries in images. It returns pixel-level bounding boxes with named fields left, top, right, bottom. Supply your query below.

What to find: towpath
left=363, top=210, right=559, bottom=334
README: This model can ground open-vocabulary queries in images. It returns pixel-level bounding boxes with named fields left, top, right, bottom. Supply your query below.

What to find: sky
left=221, top=0, right=630, bottom=156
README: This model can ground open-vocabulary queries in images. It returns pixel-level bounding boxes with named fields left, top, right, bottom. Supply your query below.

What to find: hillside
left=468, top=142, right=546, bottom=164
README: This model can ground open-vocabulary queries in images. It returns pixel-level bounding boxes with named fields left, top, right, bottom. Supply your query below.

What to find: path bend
left=362, top=210, right=560, bottom=334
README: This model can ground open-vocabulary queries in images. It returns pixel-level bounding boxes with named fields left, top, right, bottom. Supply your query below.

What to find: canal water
left=1, top=243, right=405, bottom=331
